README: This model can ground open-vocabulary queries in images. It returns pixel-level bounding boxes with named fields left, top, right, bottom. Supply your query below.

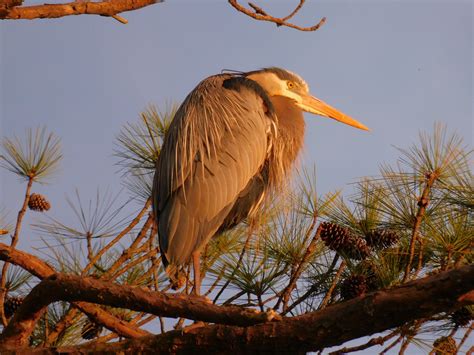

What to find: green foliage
left=0, top=127, right=62, bottom=182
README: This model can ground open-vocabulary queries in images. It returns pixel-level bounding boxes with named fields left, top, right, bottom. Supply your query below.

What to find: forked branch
left=228, top=0, right=326, bottom=32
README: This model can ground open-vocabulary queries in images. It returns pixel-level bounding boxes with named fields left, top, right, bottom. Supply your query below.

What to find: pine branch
left=0, top=177, right=34, bottom=325
left=0, top=273, right=280, bottom=348
left=0, top=243, right=148, bottom=340
left=9, top=265, right=472, bottom=354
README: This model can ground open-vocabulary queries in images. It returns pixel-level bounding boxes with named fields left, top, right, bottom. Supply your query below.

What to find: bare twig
left=82, top=198, right=151, bottom=276
left=213, top=230, right=253, bottom=303
left=275, top=224, right=322, bottom=311
left=0, top=176, right=33, bottom=326
left=281, top=0, right=305, bottom=22
left=228, top=0, right=326, bottom=32
left=282, top=255, right=340, bottom=316
left=457, top=323, right=473, bottom=353
left=403, top=172, right=438, bottom=282
left=318, top=260, right=346, bottom=310
left=329, top=329, right=399, bottom=354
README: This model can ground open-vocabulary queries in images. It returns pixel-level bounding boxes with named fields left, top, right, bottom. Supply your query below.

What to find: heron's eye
left=287, top=81, right=295, bottom=89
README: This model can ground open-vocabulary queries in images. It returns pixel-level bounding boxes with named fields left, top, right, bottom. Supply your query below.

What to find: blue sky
left=0, top=1, right=472, bottom=352
left=1, top=1, right=472, bottom=213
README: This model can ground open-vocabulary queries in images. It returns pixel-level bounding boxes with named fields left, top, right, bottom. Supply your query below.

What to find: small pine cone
left=450, top=307, right=472, bottom=327
left=81, top=319, right=103, bottom=340
left=320, top=222, right=352, bottom=251
left=365, top=229, right=400, bottom=250
left=340, top=275, right=367, bottom=300
left=341, top=237, right=371, bottom=261
left=28, top=193, right=51, bottom=212
left=433, top=336, right=456, bottom=355
left=4, top=296, right=24, bottom=318
left=356, top=261, right=378, bottom=291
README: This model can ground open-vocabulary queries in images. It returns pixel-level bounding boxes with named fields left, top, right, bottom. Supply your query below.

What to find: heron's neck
left=270, top=95, right=306, bottom=170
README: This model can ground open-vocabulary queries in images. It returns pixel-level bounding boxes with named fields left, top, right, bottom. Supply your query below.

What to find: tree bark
left=0, top=265, right=472, bottom=354
left=0, top=0, right=161, bottom=21
left=0, top=273, right=279, bottom=348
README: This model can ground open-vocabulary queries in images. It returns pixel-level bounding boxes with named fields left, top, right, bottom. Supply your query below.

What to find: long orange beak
left=297, top=94, right=370, bottom=131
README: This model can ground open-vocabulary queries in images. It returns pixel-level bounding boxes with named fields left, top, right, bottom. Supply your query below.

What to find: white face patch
left=247, top=69, right=309, bottom=103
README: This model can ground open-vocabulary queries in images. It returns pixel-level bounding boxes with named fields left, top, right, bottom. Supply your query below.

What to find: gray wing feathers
left=153, top=74, right=272, bottom=266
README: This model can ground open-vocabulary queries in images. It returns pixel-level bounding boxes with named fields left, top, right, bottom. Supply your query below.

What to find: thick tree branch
left=10, top=264, right=472, bottom=354
left=0, top=243, right=148, bottom=340
left=0, top=273, right=279, bottom=348
left=0, top=0, right=162, bottom=21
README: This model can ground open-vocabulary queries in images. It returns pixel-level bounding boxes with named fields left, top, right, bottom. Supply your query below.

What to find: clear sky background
left=0, top=0, right=472, bottom=352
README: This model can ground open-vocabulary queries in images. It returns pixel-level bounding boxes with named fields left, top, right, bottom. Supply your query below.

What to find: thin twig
left=275, top=224, right=322, bottom=311
left=318, top=260, right=346, bottom=310
left=281, top=0, right=305, bottom=22
left=329, top=329, right=399, bottom=354
left=380, top=334, right=403, bottom=354
left=82, top=198, right=151, bottom=275
left=403, top=172, right=438, bottom=282
left=282, top=255, right=340, bottom=316
left=457, top=323, right=473, bottom=353
left=0, top=176, right=33, bottom=326
left=213, top=230, right=253, bottom=303
left=228, top=0, right=326, bottom=32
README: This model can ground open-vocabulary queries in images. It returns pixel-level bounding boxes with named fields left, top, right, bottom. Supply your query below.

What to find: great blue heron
left=153, top=67, right=368, bottom=295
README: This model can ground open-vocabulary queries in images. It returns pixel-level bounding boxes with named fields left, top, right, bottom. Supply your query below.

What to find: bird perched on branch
left=153, top=67, right=369, bottom=294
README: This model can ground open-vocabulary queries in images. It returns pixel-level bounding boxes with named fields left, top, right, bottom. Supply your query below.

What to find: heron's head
left=246, top=67, right=369, bottom=131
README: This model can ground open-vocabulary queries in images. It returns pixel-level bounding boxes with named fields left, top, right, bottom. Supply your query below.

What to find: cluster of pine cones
left=320, top=222, right=399, bottom=261
left=320, top=222, right=400, bottom=300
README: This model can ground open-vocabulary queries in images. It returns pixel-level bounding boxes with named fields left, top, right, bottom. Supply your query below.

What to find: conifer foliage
left=0, top=119, right=471, bottom=353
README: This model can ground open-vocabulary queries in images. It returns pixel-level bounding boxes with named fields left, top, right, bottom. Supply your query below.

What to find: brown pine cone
left=28, top=193, right=51, bottom=212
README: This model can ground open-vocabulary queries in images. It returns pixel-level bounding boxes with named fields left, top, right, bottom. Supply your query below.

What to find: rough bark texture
left=0, top=0, right=160, bottom=20
left=0, top=243, right=148, bottom=339
left=0, top=265, right=472, bottom=354
left=0, top=273, right=278, bottom=348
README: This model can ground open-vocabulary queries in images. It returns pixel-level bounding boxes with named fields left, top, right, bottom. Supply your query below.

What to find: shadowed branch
left=2, top=265, right=471, bottom=353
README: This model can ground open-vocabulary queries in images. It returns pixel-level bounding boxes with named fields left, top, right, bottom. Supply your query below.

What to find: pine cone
left=340, top=275, right=367, bottom=300
left=28, top=193, right=51, bottom=212
left=341, top=237, right=371, bottom=261
left=433, top=336, right=456, bottom=355
left=450, top=307, right=472, bottom=327
left=320, top=222, right=351, bottom=250
left=81, top=319, right=103, bottom=340
left=365, top=229, right=400, bottom=250
left=320, top=222, right=371, bottom=260
left=356, top=261, right=378, bottom=291
left=4, top=296, right=23, bottom=318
